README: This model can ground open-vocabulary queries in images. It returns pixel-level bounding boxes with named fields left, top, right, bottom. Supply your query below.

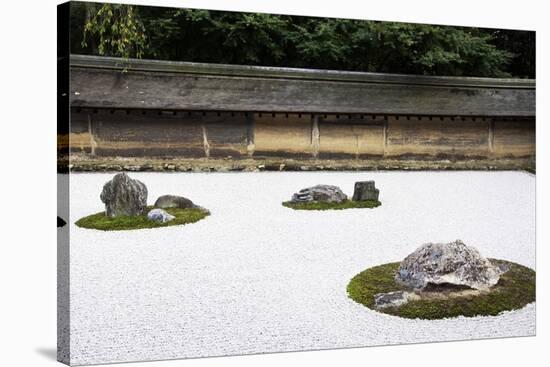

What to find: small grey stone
left=374, top=291, right=413, bottom=308
left=352, top=180, right=379, bottom=201
left=100, top=173, right=147, bottom=217
left=147, top=208, right=175, bottom=223
left=154, top=195, right=196, bottom=209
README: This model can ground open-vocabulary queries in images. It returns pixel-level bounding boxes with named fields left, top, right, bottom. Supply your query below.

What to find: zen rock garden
left=73, top=172, right=535, bottom=320
left=68, top=171, right=535, bottom=360
left=283, top=181, right=381, bottom=210
left=347, top=240, right=536, bottom=319
left=75, top=173, right=210, bottom=230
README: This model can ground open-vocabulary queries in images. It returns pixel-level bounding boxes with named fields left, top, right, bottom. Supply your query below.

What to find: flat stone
left=147, top=208, right=175, bottom=223
left=396, top=240, right=505, bottom=291
left=352, top=180, right=379, bottom=201
left=290, top=184, right=347, bottom=203
left=154, top=195, right=196, bottom=209
left=100, top=173, right=147, bottom=217
left=374, top=291, right=416, bottom=308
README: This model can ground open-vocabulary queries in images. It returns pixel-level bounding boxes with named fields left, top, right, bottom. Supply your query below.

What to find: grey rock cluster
left=289, top=181, right=380, bottom=204
left=100, top=174, right=202, bottom=224
left=396, top=240, right=505, bottom=291
left=100, top=173, right=148, bottom=217
left=290, top=184, right=348, bottom=203
left=372, top=240, right=507, bottom=310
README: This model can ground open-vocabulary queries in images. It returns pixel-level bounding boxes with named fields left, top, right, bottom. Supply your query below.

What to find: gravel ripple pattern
left=67, top=171, right=536, bottom=365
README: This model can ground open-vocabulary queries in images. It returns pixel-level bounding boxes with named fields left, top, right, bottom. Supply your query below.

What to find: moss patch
left=347, top=259, right=535, bottom=319
left=75, top=206, right=209, bottom=231
left=282, top=199, right=381, bottom=210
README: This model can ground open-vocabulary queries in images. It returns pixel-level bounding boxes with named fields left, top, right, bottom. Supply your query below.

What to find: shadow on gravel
left=36, top=347, right=57, bottom=361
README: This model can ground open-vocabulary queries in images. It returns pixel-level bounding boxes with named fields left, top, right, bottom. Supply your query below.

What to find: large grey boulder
left=352, top=181, right=379, bottom=201
left=147, top=208, right=175, bottom=223
left=154, top=195, right=196, bottom=209
left=396, top=240, right=505, bottom=291
left=290, top=184, right=348, bottom=203
left=100, top=173, right=148, bottom=217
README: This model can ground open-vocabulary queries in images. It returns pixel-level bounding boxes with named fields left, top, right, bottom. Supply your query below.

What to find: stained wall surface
left=63, top=109, right=535, bottom=159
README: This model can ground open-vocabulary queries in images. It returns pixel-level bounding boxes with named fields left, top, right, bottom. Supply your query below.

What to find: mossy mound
left=347, top=259, right=535, bottom=319
left=282, top=200, right=381, bottom=211
left=75, top=206, right=209, bottom=231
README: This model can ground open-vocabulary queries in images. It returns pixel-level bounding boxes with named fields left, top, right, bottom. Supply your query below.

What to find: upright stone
left=100, top=173, right=148, bottom=217
left=352, top=180, right=379, bottom=201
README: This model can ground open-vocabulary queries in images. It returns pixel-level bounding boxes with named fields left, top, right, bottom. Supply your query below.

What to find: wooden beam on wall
left=311, top=115, right=320, bottom=158
left=488, top=119, right=495, bottom=154
left=246, top=113, right=255, bottom=156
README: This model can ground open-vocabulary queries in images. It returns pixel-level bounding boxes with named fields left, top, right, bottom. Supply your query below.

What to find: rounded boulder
left=154, top=195, right=196, bottom=209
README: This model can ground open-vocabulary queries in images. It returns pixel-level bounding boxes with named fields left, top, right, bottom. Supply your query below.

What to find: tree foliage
left=80, top=3, right=146, bottom=59
left=70, top=2, right=534, bottom=78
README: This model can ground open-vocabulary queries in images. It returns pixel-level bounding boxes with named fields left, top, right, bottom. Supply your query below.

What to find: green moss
left=282, top=199, right=381, bottom=210
left=75, top=206, right=209, bottom=231
left=347, top=259, right=535, bottom=319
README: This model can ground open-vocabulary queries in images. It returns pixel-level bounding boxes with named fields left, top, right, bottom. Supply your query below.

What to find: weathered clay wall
left=319, top=116, right=385, bottom=158
left=254, top=114, right=314, bottom=157
left=492, top=119, right=536, bottom=157
left=64, top=109, right=535, bottom=160
left=385, top=116, right=490, bottom=158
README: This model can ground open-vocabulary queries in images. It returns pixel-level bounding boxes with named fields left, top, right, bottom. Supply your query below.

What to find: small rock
left=352, top=180, right=379, bottom=201
left=290, top=184, right=348, bottom=203
left=154, top=195, right=196, bottom=209
left=374, top=291, right=415, bottom=308
left=147, top=208, right=175, bottom=223
left=100, top=173, right=147, bottom=217
left=396, top=240, right=505, bottom=291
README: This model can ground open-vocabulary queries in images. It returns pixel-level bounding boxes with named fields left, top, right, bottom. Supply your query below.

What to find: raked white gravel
left=66, top=171, right=535, bottom=365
